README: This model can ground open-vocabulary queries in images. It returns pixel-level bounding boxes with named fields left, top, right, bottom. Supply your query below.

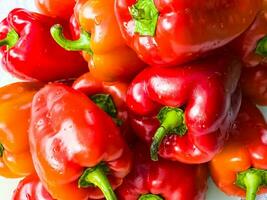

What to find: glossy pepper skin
left=210, top=99, right=267, bottom=200
left=0, top=8, right=88, bottom=82
left=231, top=10, right=267, bottom=67
left=117, top=143, right=208, bottom=200
left=230, top=10, right=267, bottom=105
left=50, top=0, right=145, bottom=82
left=115, top=0, right=261, bottom=67
left=241, top=65, right=267, bottom=105
left=12, top=174, right=54, bottom=200
left=0, top=82, right=43, bottom=178
left=73, top=72, right=135, bottom=143
left=35, top=0, right=76, bottom=19
left=127, top=54, right=242, bottom=164
left=29, top=83, right=131, bottom=200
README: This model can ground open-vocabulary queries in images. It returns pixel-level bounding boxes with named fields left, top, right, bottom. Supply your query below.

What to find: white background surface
left=0, top=1, right=266, bottom=200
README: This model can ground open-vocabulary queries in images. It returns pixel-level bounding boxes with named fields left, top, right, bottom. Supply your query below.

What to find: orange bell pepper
left=51, top=0, right=145, bottom=82
left=0, top=82, right=42, bottom=178
left=210, top=99, right=267, bottom=200
left=35, top=0, right=75, bottom=19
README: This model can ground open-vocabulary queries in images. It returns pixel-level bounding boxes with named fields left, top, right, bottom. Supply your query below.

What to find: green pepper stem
left=90, top=94, right=123, bottom=126
left=150, top=107, right=187, bottom=161
left=256, top=36, right=267, bottom=56
left=90, top=94, right=117, bottom=118
left=244, top=173, right=262, bottom=200
left=129, top=0, right=159, bottom=36
left=0, top=144, right=4, bottom=157
left=236, top=168, right=267, bottom=200
left=139, top=194, right=163, bottom=200
left=50, top=24, right=92, bottom=54
left=0, top=29, right=19, bottom=49
left=78, top=165, right=117, bottom=200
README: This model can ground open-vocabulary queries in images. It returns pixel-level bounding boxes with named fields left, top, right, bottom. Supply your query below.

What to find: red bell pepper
left=231, top=10, right=267, bottom=67
left=29, top=83, right=131, bottom=200
left=210, top=98, right=267, bottom=200
left=0, top=8, right=88, bottom=82
left=50, top=0, right=145, bottom=82
left=35, top=0, right=76, bottom=19
left=241, top=65, right=267, bottom=105
left=127, top=54, right=242, bottom=163
left=229, top=10, right=267, bottom=105
left=72, top=72, right=135, bottom=143
left=117, top=143, right=208, bottom=200
left=12, top=174, right=54, bottom=200
left=115, top=0, right=261, bottom=67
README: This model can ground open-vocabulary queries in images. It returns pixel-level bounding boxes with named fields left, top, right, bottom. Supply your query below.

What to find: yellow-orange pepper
left=51, top=0, right=145, bottom=82
left=0, top=82, right=42, bottom=178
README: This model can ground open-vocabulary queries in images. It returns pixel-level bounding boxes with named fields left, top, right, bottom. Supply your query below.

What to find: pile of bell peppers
left=0, top=1, right=266, bottom=200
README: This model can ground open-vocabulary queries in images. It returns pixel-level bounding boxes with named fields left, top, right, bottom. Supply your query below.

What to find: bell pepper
left=241, top=65, right=267, bottom=105
left=35, top=0, right=76, bottom=19
left=127, top=54, right=242, bottom=164
left=0, top=8, right=88, bottom=82
left=210, top=98, right=267, bottom=200
left=114, top=0, right=261, bottom=67
left=264, top=0, right=267, bottom=9
left=12, top=174, right=54, bottom=200
left=29, top=83, right=131, bottom=200
left=0, top=82, right=42, bottom=178
left=230, top=10, right=267, bottom=67
left=72, top=72, right=135, bottom=143
left=229, top=9, right=267, bottom=105
left=50, top=0, right=145, bottom=82
left=116, top=142, right=208, bottom=200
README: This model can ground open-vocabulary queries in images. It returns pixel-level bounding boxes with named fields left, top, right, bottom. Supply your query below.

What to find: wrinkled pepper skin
left=231, top=11, right=267, bottom=67
left=12, top=174, right=54, bottom=200
left=29, top=83, right=131, bottom=200
left=51, top=0, right=145, bottom=82
left=35, top=0, right=76, bottom=19
left=0, top=8, right=88, bottom=82
left=241, top=65, right=267, bottom=105
left=115, top=0, right=261, bottom=67
left=73, top=72, right=135, bottom=143
left=210, top=99, right=267, bottom=200
left=127, top=54, right=242, bottom=164
left=0, top=82, right=42, bottom=178
left=117, top=143, right=208, bottom=200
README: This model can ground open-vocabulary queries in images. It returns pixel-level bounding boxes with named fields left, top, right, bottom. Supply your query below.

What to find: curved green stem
left=0, top=144, right=4, bottom=157
left=139, top=194, right=164, bottom=200
left=0, top=29, right=19, bottom=49
left=50, top=24, right=92, bottom=55
left=236, top=168, right=267, bottom=200
left=129, top=0, right=159, bottom=36
left=78, top=165, right=117, bottom=200
left=150, top=107, right=187, bottom=161
left=256, top=36, right=267, bottom=56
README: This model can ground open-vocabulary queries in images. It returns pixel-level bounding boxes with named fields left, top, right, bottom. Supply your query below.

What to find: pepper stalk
left=79, top=164, right=117, bottom=200
left=50, top=24, right=93, bottom=55
left=150, top=106, right=187, bottom=161
left=90, top=94, right=123, bottom=126
left=236, top=168, right=267, bottom=200
left=256, top=36, right=267, bottom=56
left=139, top=194, right=164, bottom=200
left=0, top=29, right=19, bottom=49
